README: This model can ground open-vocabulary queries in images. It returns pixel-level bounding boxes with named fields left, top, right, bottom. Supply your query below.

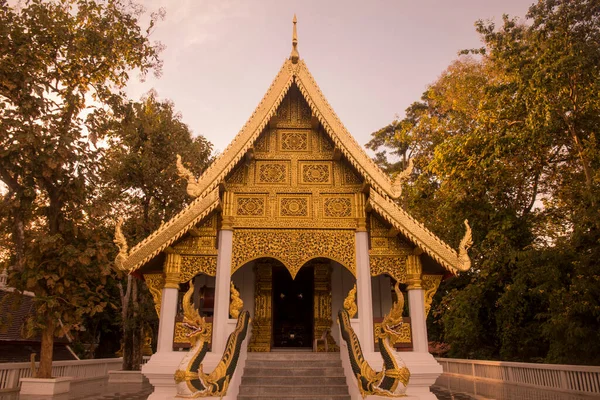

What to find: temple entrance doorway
left=272, top=264, right=314, bottom=348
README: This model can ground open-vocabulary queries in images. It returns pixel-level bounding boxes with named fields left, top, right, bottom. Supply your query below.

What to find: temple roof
left=118, top=22, right=471, bottom=275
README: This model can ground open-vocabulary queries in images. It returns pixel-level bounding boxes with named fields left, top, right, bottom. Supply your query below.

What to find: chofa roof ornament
left=390, top=158, right=414, bottom=200
left=176, top=154, right=202, bottom=198
left=290, top=14, right=299, bottom=64
left=457, top=219, right=473, bottom=272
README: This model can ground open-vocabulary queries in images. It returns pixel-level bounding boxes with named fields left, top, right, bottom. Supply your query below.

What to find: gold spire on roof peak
left=290, top=14, right=299, bottom=64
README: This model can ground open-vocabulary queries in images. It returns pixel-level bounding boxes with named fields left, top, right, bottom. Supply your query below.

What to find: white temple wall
left=231, top=261, right=256, bottom=319
left=331, top=261, right=356, bottom=346
left=371, top=275, right=393, bottom=318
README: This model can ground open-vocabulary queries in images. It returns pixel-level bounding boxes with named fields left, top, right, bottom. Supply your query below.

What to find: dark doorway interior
left=272, top=265, right=314, bottom=348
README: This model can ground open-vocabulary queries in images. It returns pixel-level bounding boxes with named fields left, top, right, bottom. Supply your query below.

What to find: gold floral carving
left=248, top=263, right=272, bottom=352
left=179, top=256, right=217, bottom=282
left=254, top=132, right=269, bottom=152
left=300, top=162, right=331, bottom=184
left=256, top=162, right=288, bottom=184
left=227, top=164, right=246, bottom=185
left=323, top=197, right=352, bottom=218
left=236, top=197, right=266, bottom=216
left=314, top=263, right=339, bottom=352
left=343, top=165, right=362, bottom=185
left=422, top=274, right=443, bottom=317
left=280, top=197, right=309, bottom=217
left=374, top=322, right=412, bottom=344
left=231, top=229, right=355, bottom=278
left=370, top=256, right=408, bottom=283
left=145, top=273, right=165, bottom=317
left=281, top=131, right=309, bottom=151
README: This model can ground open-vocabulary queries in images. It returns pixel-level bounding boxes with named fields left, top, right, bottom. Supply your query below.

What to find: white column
left=156, top=286, right=179, bottom=352
left=212, top=227, right=233, bottom=354
left=406, top=253, right=428, bottom=352
left=408, top=287, right=428, bottom=352
left=355, top=230, right=374, bottom=353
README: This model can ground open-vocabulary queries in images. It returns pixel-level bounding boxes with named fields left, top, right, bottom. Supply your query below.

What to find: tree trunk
left=131, top=278, right=142, bottom=370
left=37, top=317, right=55, bottom=378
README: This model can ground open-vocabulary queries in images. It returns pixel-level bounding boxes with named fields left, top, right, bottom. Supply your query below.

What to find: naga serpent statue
left=338, top=282, right=410, bottom=398
left=174, top=282, right=250, bottom=398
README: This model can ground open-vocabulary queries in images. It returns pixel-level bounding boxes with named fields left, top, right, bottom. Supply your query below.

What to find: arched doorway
left=241, top=257, right=354, bottom=352
left=272, top=263, right=314, bottom=348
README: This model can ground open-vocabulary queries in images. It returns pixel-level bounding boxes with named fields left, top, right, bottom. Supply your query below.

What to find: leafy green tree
left=0, top=0, right=162, bottom=377
left=368, top=0, right=600, bottom=364
left=100, top=91, right=213, bottom=370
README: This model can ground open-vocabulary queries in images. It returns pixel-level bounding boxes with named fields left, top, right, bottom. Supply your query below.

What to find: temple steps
left=238, top=352, right=351, bottom=400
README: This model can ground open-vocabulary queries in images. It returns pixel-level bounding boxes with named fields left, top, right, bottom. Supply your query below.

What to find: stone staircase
left=238, top=352, right=351, bottom=400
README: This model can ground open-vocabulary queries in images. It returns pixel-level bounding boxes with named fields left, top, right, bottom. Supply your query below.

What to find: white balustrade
left=436, top=357, right=600, bottom=396
left=0, top=358, right=123, bottom=393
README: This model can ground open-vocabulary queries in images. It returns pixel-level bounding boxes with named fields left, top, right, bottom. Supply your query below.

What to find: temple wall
left=232, top=261, right=256, bottom=319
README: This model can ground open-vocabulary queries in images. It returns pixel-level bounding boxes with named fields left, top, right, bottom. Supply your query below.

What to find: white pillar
left=156, top=286, right=179, bottom=352
left=355, top=230, right=374, bottom=353
left=406, top=253, right=428, bottom=352
left=408, top=287, right=428, bottom=352
left=212, top=227, right=233, bottom=353
left=143, top=252, right=186, bottom=400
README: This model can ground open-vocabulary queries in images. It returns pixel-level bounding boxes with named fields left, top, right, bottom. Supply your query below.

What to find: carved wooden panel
left=235, top=195, right=267, bottom=217
left=323, top=197, right=352, bottom=218
left=299, top=162, right=332, bottom=185
left=255, top=161, right=289, bottom=185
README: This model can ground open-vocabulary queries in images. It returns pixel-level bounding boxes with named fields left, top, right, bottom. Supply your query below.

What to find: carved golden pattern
left=370, top=256, right=408, bottom=283
left=323, top=197, right=352, bottom=218
left=144, top=273, right=165, bottom=317
left=179, top=256, right=217, bottom=282
left=229, top=281, right=243, bottom=319
left=248, top=263, right=272, bottom=352
left=313, top=263, right=339, bottom=352
left=343, top=284, right=357, bottom=318
left=300, top=162, right=331, bottom=184
left=227, top=164, right=246, bottom=185
left=256, top=162, right=288, bottom=184
left=343, top=165, right=362, bottom=185
left=281, top=131, right=309, bottom=151
left=231, top=229, right=355, bottom=278
left=274, top=85, right=312, bottom=128
left=254, top=132, right=269, bottom=152
left=236, top=197, right=266, bottom=216
left=280, top=196, right=309, bottom=217
left=422, top=274, right=443, bottom=317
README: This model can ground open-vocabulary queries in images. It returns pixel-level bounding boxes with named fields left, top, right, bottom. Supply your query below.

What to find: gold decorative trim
left=144, top=274, right=165, bottom=317
left=248, top=262, right=272, bottom=352
left=120, top=187, right=221, bottom=272
left=422, top=274, right=443, bottom=317
left=370, top=256, right=407, bottom=283
left=374, top=322, right=412, bottom=344
left=231, top=229, right=355, bottom=278
left=179, top=256, right=217, bottom=282
left=314, top=263, right=339, bottom=352
left=368, top=189, right=471, bottom=274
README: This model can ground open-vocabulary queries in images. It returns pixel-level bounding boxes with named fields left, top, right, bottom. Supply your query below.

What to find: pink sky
left=126, top=0, right=533, bottom=155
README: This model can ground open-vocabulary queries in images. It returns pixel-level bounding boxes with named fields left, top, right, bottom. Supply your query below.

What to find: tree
left=0, top=0, right=162, bottom=377
left=100, top=91, right=213, bottom=370
left=368, top=0, right=600, bottom=364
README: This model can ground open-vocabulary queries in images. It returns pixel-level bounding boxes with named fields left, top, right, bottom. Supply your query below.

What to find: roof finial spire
left=290, top=14, right=299, bottom=64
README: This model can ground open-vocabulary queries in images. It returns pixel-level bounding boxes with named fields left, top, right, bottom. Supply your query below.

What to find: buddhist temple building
left=115, top=16, right=472, bottom=400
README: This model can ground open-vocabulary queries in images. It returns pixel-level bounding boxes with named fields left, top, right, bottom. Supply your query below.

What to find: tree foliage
left=368, top=0, right=600, bottom=364
left=99, top=91, right=213, bottom=370
left=0, top=0, right=162, bottom=377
